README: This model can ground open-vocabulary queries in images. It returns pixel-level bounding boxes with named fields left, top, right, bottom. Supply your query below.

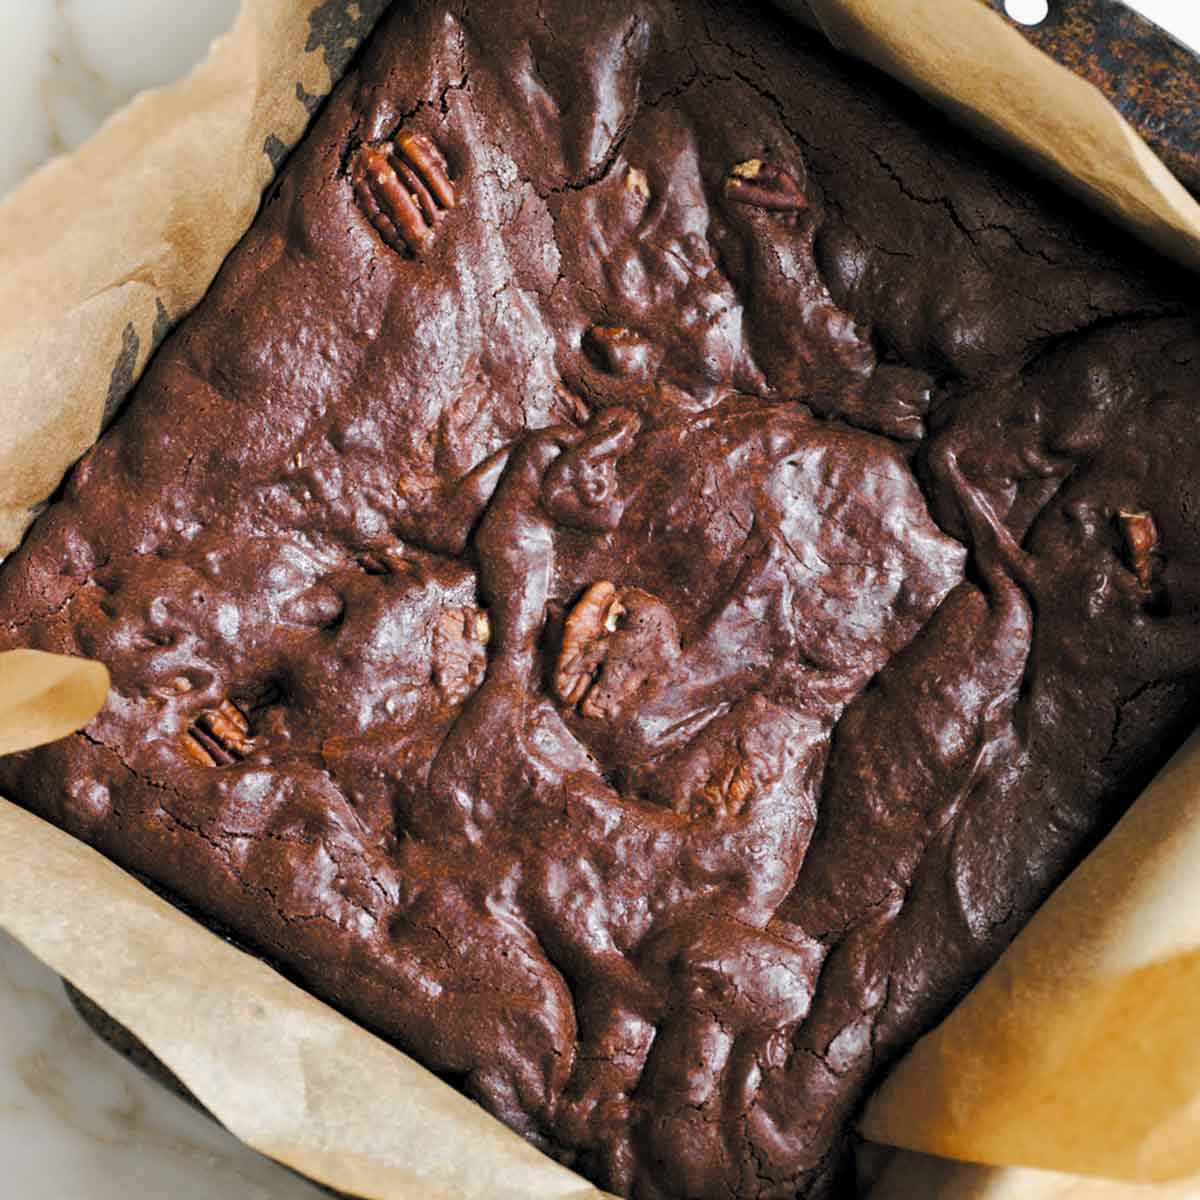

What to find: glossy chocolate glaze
left=2, top=2, right=1199, bottom=1196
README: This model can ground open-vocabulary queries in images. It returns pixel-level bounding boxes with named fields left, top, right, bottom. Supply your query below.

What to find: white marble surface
left=0, top=0, right=240, bottom=195
left=1005, top=0, right=1200, bottom=45
left=1124, top=0, right=1200, bottom=48
left=0, top=930, right=324, bottom=1199
left=0, top=2, right=1198, bottom=1199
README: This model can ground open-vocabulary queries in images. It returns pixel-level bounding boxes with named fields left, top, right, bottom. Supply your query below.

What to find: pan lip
left=991, top=0, right=1200, bottom=198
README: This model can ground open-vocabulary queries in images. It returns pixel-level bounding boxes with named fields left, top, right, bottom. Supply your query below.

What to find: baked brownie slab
left=3, top=2, right=1199, bottom=1197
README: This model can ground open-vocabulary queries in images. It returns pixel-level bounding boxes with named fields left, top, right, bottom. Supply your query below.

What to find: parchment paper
left=786, top=0, right=1200, bottom=273
left=864, top=1149, right=1200, bottom=1200
left=0, top=651, right=108, bottom=757
left=0, top=801, right=608, bottom=1200
left=863, top=730, right=1200, bottom=1185
left=2, top=0, right=1200, bottom=1197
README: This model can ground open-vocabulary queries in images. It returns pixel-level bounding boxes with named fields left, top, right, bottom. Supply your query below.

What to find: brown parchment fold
left=0, top=0, right=362, bottom=558
left=0, top=651, right=108, bottom=757
left=786, top=0, right=1200, bottom=273
left=2, top=1, right=1200, bottom=1197
left=863, top=731, right=1200, bottom=1187
left=0, top=802, right=609, bottom=1200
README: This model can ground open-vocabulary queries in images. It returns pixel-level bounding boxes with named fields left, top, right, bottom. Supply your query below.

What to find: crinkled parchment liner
left=861, top=733, right=1200, bottom=1195
left=2, top=1, right=1200, bottom=1197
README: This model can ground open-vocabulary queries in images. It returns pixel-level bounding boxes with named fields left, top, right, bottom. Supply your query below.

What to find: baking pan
left=51, top=0, right=1200, bottom=1193
left=986, top=0, right=1200, bottom=196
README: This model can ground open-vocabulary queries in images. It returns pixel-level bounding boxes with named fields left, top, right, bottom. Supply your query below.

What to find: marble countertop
left=0, top=930, right=322, bottom=1200
left=0, top=2, right=1197, bottom=1198
left=0, top=0, right=241, bottom=196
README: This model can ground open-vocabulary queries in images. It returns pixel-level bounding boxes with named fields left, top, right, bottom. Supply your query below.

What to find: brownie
left=2, top=2, right=1199, bottom=1197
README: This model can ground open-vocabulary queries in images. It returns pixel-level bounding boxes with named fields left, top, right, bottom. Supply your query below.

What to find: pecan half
left=726, top=158, right=806, bottom=214
left=1118, top=509, right=1160, bottom=590
left=351, top=131, right=456, bottom=257
left=182, top=699, right=253, bottom=767
left=432, top=606, right=490, bottom=706
left=554, top=583, right=680, bottom=722
left=555, top=582, right=626, bottom=710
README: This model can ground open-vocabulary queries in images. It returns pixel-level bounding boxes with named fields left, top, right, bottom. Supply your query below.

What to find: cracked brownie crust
left=3, top=2, right=1200, bottom=1196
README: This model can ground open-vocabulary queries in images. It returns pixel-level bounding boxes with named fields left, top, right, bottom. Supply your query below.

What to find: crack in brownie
left=3, top=2, right=1199, bottom=1196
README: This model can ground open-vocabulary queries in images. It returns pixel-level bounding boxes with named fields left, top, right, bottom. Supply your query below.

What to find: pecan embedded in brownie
left=3, top=2, right=1199, bottom=1197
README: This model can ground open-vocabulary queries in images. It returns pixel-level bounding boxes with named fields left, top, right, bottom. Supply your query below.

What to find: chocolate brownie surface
left=3, top=2, right=1199, bottom=1196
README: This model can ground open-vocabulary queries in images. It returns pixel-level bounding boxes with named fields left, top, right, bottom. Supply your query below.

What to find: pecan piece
left=555, top=581, right=626, bottom=710
left=183, top=699, right=253, bottom=766
left=432, top=606, right=490, bottom=705
left=554, top=583, right=680, bottom=722
left=350, top=131, right=456, bottom=257
left=1118, top=509, right=1160, bottom=590
left=726, top=158, right=806, bottom=214
left=398, top=132, right=456, bottom=207
left=181, top=732, right=218, bottom=767
left=698, top=755, right=755, bottom=818
left=625, top=166, right=651, bottom=201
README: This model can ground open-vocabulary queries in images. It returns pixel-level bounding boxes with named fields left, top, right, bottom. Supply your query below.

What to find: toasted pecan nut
left=201, top=699, right=253, bottom=755
left=625, top=166, right=651, bottom=201
left=396, top=132, right=456, bottom=210
left=1118, top=509, right=1160, bottom=590
left=432, top=606, right=490, bottom=705
left=351, top=132, right=456, bottom=257
left=353, top=146, right=431, bottom=255
left=183, top=699, right=254, bottom=766
left=726, top=158, right=806, bottom=214
left=181, top=732, right=218, bottom=767
left=698, top=755, right=755, bottom=818
left=554, top=583, right=681, bottom=723
left=555, top=581, right=625, bottom=709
